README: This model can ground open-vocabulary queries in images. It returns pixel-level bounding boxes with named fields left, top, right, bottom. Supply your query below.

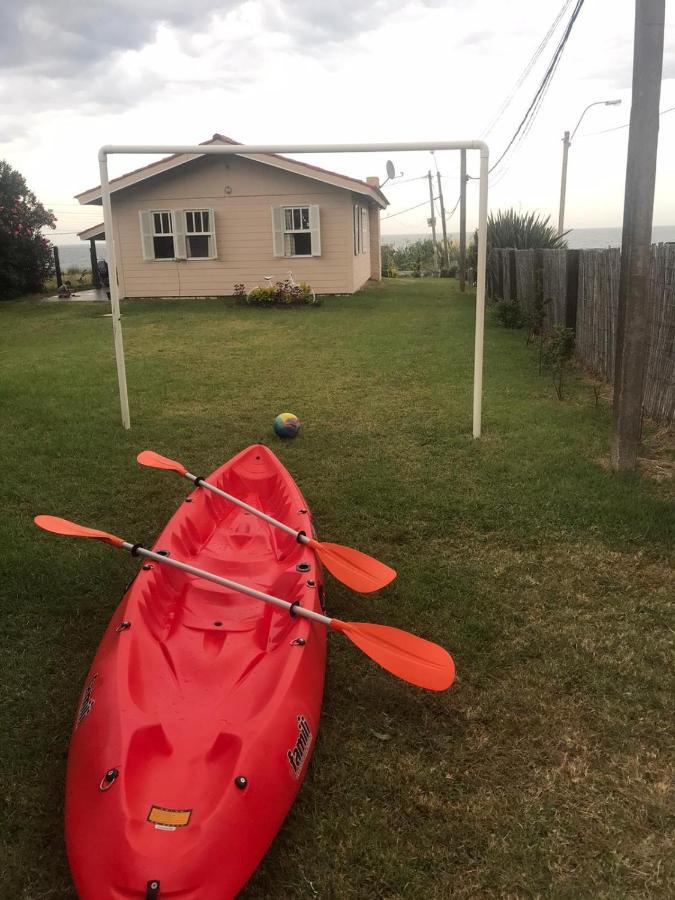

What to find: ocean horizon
left=52, top=225, right=675, bottom=268
left=381, top=225, right=675, bottom=250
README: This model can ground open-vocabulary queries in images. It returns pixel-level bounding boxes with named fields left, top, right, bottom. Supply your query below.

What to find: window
left=272, top=205, right=321, bottom=257
left=353, top=204, right=370, bottom=255
left=140, top=208, right=217, bottom=260
left=284, top=207, right=311, bottom=256
left=185, top=209, right=214, bottom=258
left=152, top=211, right=174, bottom=259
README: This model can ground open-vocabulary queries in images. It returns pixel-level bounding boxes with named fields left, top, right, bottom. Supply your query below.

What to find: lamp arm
left=570, top=101, right=607, bottom=142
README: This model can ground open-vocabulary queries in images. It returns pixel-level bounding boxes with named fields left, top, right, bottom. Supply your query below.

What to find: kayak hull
left=65, top=445, right=327, bottom=899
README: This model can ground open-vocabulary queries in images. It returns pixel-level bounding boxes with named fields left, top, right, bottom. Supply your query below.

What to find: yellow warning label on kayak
left=147, top=806, right=192, bottom=828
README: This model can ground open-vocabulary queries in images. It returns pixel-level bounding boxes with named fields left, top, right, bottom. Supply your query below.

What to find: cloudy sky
left=1, top=0, right=673, bottom=243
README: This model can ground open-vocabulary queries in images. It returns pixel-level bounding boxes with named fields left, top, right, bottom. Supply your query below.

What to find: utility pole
left=436, top=171, right=450, bottom=269
left=427, top=170, right=439, bottom=273
left=611, top=0, right=664, bottom=472
left=557, top=130, right=571, bottom=236
left=558, top=100, right=621, bottom=235
left=459, top=149, right=467, bottom=291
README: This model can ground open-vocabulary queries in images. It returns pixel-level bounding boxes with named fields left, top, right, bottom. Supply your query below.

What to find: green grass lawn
left=1, top=280, right=673, bottom=899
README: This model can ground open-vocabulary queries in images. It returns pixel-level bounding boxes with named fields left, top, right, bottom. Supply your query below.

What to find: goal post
left=98, top=140, right=489, bottom=437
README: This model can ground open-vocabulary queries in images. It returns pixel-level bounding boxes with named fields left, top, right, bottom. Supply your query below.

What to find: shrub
left=245, top=280, right=318, bottom=306
left=246, top=286, right=275, bottom=305
left=493, top=299, right=524, bottom=329
left=440, top=264, right=458, bottom=278
left=381, top=238, right=456, bottom=276
left=487, top=209, right=568, bottom=250
left=543, top=325, right=575, bottom=399
left=469, top=209, right=569, bottom=286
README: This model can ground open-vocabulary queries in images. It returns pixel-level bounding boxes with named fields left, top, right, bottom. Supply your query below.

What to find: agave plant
left=467, top=209, right=568, bottom=295
left=487, top=209, right=568, bottom=249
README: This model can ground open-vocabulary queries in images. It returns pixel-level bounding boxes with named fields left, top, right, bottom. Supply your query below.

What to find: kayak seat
left=181, top=580, right=262, bottom=633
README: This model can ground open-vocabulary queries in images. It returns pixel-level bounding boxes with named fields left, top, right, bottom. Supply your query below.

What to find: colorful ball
left=273, top=412, right=301, bottom=438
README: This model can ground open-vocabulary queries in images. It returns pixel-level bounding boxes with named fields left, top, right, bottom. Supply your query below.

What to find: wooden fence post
left=566, top=249, right=579, bottom=330
left=508, top=250, right=517, bottom=302
left=497, top=249, right=504, bottom=299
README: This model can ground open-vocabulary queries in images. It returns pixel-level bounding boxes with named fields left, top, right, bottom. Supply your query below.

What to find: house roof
left=75, top=133, right=388, bottom=208
left=77, top=222, right=105, bottom=241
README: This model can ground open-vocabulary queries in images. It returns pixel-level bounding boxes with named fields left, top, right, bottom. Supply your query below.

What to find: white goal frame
left=98, top=141, right=489, bottom=436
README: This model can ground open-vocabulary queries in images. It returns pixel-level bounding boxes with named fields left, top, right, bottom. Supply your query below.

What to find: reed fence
left=487, top=243, right=674, bottom=424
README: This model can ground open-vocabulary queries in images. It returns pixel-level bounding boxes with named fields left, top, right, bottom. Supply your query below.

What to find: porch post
left=89, top=238, right=101, bottom=288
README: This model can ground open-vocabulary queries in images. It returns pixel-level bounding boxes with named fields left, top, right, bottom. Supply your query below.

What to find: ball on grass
left=273, top=412, right=301, bottom=438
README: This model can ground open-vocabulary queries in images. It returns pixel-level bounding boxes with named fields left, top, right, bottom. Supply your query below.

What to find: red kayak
left=65, top=445, right=327, bottom=899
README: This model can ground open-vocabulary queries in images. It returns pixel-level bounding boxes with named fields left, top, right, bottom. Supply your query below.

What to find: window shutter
left=362, top=207, right=369, bottom=254
left=271, top=206, right=285, bottom=257
left=207, top=208, right=217, bottom=259
left=309, top=205, right=321, bottom=257
left=139, top=211, right=154, bottom=260
left=173, top=210, right=186, bottom=259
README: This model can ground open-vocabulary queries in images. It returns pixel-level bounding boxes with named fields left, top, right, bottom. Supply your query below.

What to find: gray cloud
left=262, top=0, right=454, bottom=44
left=1, top=1, right=444, bottom=76
left=0, top=0, right=452, bottom=128
left=0, top=1, right=232, bottom=72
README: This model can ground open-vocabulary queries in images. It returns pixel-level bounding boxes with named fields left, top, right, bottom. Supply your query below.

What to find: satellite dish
left=386, top=160, right=396, bottom=180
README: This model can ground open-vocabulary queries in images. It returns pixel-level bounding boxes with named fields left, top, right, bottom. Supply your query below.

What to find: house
left=76, top=134, right=388, bottom=298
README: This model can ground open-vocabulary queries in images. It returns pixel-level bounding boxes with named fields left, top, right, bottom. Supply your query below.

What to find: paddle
left=34, top=515, right=455, bottom=692
left=136, top=450, right=396, bottom=594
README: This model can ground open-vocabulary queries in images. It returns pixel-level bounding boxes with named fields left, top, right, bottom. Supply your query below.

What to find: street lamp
left=557, top=99, right=622, bottom=235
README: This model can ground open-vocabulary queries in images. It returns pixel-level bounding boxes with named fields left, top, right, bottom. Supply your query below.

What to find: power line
left=446, top=194, right=461, bottom=219
left=579, top=104, right=675, bottom=136
left=481, top=0, right=575, bottom=140
left=382, top=197, right=440, bottom=220
left=386, top=175, right=428, bottom=186
left=482, top=0, right=587, bottom=178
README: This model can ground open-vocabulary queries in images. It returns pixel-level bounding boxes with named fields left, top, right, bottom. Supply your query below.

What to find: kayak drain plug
left=146, top=881, right=160, bottom=899
left=99, top=768, right=119, bottom=791
left=296, top=562, right=311, bottom=573
left=234, top=775, right=248, bottom=790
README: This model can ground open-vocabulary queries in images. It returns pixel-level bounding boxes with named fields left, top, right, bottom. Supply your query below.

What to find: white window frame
left=283, top=206, right=312, bottom=257
left=184, top=209, right=216, bottom=259
left=272, top=205, right=321, bottom=258
left=140, top=208, right=217, bottom=261
left=151, top=209, right=175, bottom=261
left=353, top=203, right=370, bottom=255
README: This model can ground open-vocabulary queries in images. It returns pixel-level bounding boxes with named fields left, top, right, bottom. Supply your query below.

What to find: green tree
left=0, top=160, right=56, bottom=299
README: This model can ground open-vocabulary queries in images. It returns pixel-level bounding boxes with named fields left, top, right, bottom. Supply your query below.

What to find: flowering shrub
left=244, top=279, right=318, bottom=306
left=0, top=160, right=56, bottom=299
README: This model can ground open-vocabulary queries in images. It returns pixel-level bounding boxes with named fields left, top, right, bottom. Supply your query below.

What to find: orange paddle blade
left=34, top=515, right=124, bottom=548
left=308, top=540, right=396, bottom=593
left=330, top=619, right=455, bottom=691
left=137, top=450, right=187, bottom=476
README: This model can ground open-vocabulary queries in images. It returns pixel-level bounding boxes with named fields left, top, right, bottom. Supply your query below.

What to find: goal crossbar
left=98, top=140, right=489, bottom=437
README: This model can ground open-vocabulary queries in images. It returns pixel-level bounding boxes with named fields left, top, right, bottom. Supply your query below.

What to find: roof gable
left=75, top=134, right=388, bottom=208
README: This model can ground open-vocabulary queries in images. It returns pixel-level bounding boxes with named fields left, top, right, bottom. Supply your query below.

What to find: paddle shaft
left=121, top=542, right=331, bottom=627
left=184, top=471, right=310, bottom=544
